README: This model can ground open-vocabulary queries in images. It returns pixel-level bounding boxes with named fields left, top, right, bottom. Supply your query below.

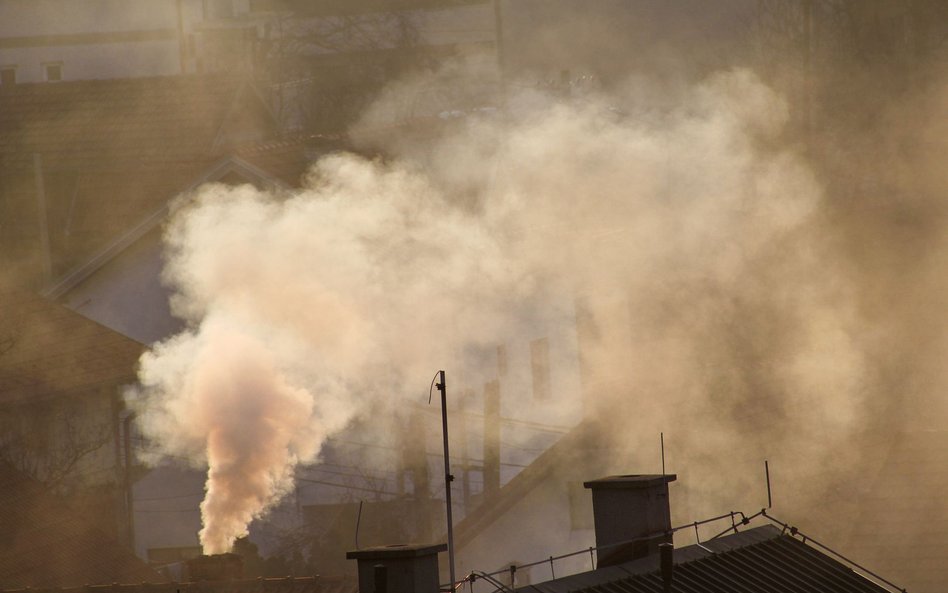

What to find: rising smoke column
left=139, top=319, right=321, bottom=553
left=129, top=68, right=863, bottom=553
left=130, top=161, right=518, bottom=553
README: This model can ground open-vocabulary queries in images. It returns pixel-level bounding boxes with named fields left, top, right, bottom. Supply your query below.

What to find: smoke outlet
left=347, top=543, right=447, bottom=593
left=186, top=553, right=244, bottom=581
left=583, top=474, right=677, bottom=567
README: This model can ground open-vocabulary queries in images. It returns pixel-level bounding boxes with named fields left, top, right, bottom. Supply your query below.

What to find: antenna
left=355, top=499, right=364, bottom=549
left=764, top=460, right=773, bottom=509
left=432, top=370, right=457, bottom=590
left=660, top=432, right=666, bottom=475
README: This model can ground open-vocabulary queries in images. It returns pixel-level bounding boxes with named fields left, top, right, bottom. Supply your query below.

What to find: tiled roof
left=0, top=75, right=280, bottom=282
left=0, top=290, right=144, bottom=404
left=0, top=576, right=357, bottom=593
left=0, top=75, right=257, bottom=170
left=517, top=525, right=895, bottom=593
left=232, top=136, right=337, bottom=187
left=0, top=464, right=164, bottom=588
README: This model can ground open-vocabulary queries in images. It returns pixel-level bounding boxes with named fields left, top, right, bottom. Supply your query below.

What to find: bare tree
left=0, top=398, right=114, bottom=492
left=251, top=5, right=429, bottom=133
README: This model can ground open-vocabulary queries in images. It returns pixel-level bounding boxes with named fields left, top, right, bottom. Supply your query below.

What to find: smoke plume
left=129, top=65, right=877, bottom=553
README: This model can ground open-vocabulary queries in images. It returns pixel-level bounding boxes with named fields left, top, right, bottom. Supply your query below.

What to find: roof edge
left=42, top=155, right=287, bottom=300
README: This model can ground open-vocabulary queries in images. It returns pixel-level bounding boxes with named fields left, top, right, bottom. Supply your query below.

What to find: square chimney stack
left=583, top=474, right=676, bottom=567
left=186, top=553, right=244, bottom=581
left=347, top=543, right=447, bottom=593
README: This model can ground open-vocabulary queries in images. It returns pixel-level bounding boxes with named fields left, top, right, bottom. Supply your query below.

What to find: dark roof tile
left=0, top=465, right=164, bottom=588
left=0, top=290, right=143, bottom=404
left=0, top=74, right=280, bottom=282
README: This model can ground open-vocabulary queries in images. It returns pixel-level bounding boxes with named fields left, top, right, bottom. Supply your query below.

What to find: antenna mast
left=660, top=432, right=665, bottom=475
left=765, top=460, right=773, bottom=509
left=435, top=370, right=457, bottom=590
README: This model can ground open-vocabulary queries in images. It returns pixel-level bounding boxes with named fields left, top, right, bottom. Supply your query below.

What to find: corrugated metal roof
left=517, top=526, right=895, bottom=593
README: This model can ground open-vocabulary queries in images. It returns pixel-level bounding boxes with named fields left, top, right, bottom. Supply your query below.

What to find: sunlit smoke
left=127, top=67, right=867, bottom=553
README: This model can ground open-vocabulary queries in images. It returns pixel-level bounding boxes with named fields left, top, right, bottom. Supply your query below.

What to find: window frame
left=0, top=65, right=16, bottom=86
left=43, top=61, right=63, bottom=82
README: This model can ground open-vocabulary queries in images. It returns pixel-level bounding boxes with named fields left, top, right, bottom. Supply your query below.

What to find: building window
left=43, top=62, right=62, bottom=82
left=204, top=0, right=234, bottom=19
left=0, top=66, right=15, bottom=86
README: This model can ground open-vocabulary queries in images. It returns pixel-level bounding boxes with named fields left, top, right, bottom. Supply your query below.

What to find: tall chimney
left=583, top=474, right=676, bottom=567
left=347, top=544, right=447, bottom=593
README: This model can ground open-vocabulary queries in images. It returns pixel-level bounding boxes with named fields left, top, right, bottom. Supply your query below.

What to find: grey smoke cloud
left=128, top=67, right=862, bottom=553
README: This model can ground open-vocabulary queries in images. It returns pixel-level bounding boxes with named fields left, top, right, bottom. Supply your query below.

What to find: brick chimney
left=186, top=553, right=244, bottom=581
left=346, top=543, right=447, bottom=593
left=583, top=474, right=677, bottom=567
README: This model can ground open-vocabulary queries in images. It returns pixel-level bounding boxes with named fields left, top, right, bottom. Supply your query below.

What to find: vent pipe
left=483, top=380, right=501, bottom=495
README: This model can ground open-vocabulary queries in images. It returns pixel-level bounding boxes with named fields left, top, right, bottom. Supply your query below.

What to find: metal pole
left=802, top=0, right=813, bottom=152
left=123, top=413, right=136, bottom=549
left=765, top=460, right=773, bottom=509
left=436, top=370, right=457, bottom=590
left=492, top=0, right=506, bottom=103
left=32, top=153, right=52, bottom=283
left=660, top=432, right=665, bottom=475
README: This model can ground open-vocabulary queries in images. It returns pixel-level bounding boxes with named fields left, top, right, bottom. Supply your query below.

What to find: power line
left=134, top=507, right=200, bottom=514
left=136, top=491, right=204, bottom=502
left=408, top=403, right=572, bottom=434
left=296, top=476, right=399, bottom=497
left=327, top=437, right=531, bottom=468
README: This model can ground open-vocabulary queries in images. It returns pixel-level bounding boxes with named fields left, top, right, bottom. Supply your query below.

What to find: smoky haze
left=134, top=68, right=829, bottom=553
left=125, top=0, right=948, bottom=569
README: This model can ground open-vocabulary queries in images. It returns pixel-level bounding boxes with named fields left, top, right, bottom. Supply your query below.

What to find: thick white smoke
left=129, top=68, right=863, bottom=553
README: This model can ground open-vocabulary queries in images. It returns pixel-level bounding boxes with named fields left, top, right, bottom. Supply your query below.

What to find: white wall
left=62, top=229, right=185, bottom=346
left=0, top=0, right=217, bottom=83
left=454, top=463, right=597, bottom=587
left=1, top=40, right=182, bottom=83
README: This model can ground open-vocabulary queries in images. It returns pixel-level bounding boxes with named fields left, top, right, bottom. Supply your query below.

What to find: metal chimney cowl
left=347, top=543, right=447, bottom=593
left=583, top=474, right=677, bottom=567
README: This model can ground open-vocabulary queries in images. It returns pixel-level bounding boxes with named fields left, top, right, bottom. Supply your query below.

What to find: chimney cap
left=346, top=543, right=447, bottom=560
left=583, top=474, right=677, bottom=490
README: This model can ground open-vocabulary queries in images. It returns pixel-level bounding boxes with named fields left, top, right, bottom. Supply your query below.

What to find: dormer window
left=44, top=62, right=62, bottom=82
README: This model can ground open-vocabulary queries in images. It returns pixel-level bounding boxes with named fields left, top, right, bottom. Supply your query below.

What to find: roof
left=516, top=525, right=894, bottom=593
left=347, top=543, right=447, bottom=560
left=0, top=75, right=281, bottom=282
left=0, top=576, right=357, bottom=593
left=0, top=74, right=267, bottom=170
left=41, top=154, right=293, bottom=301
left=0, top=464, right=164, bottom=589
left=0, top=289, right=144, bottom=404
